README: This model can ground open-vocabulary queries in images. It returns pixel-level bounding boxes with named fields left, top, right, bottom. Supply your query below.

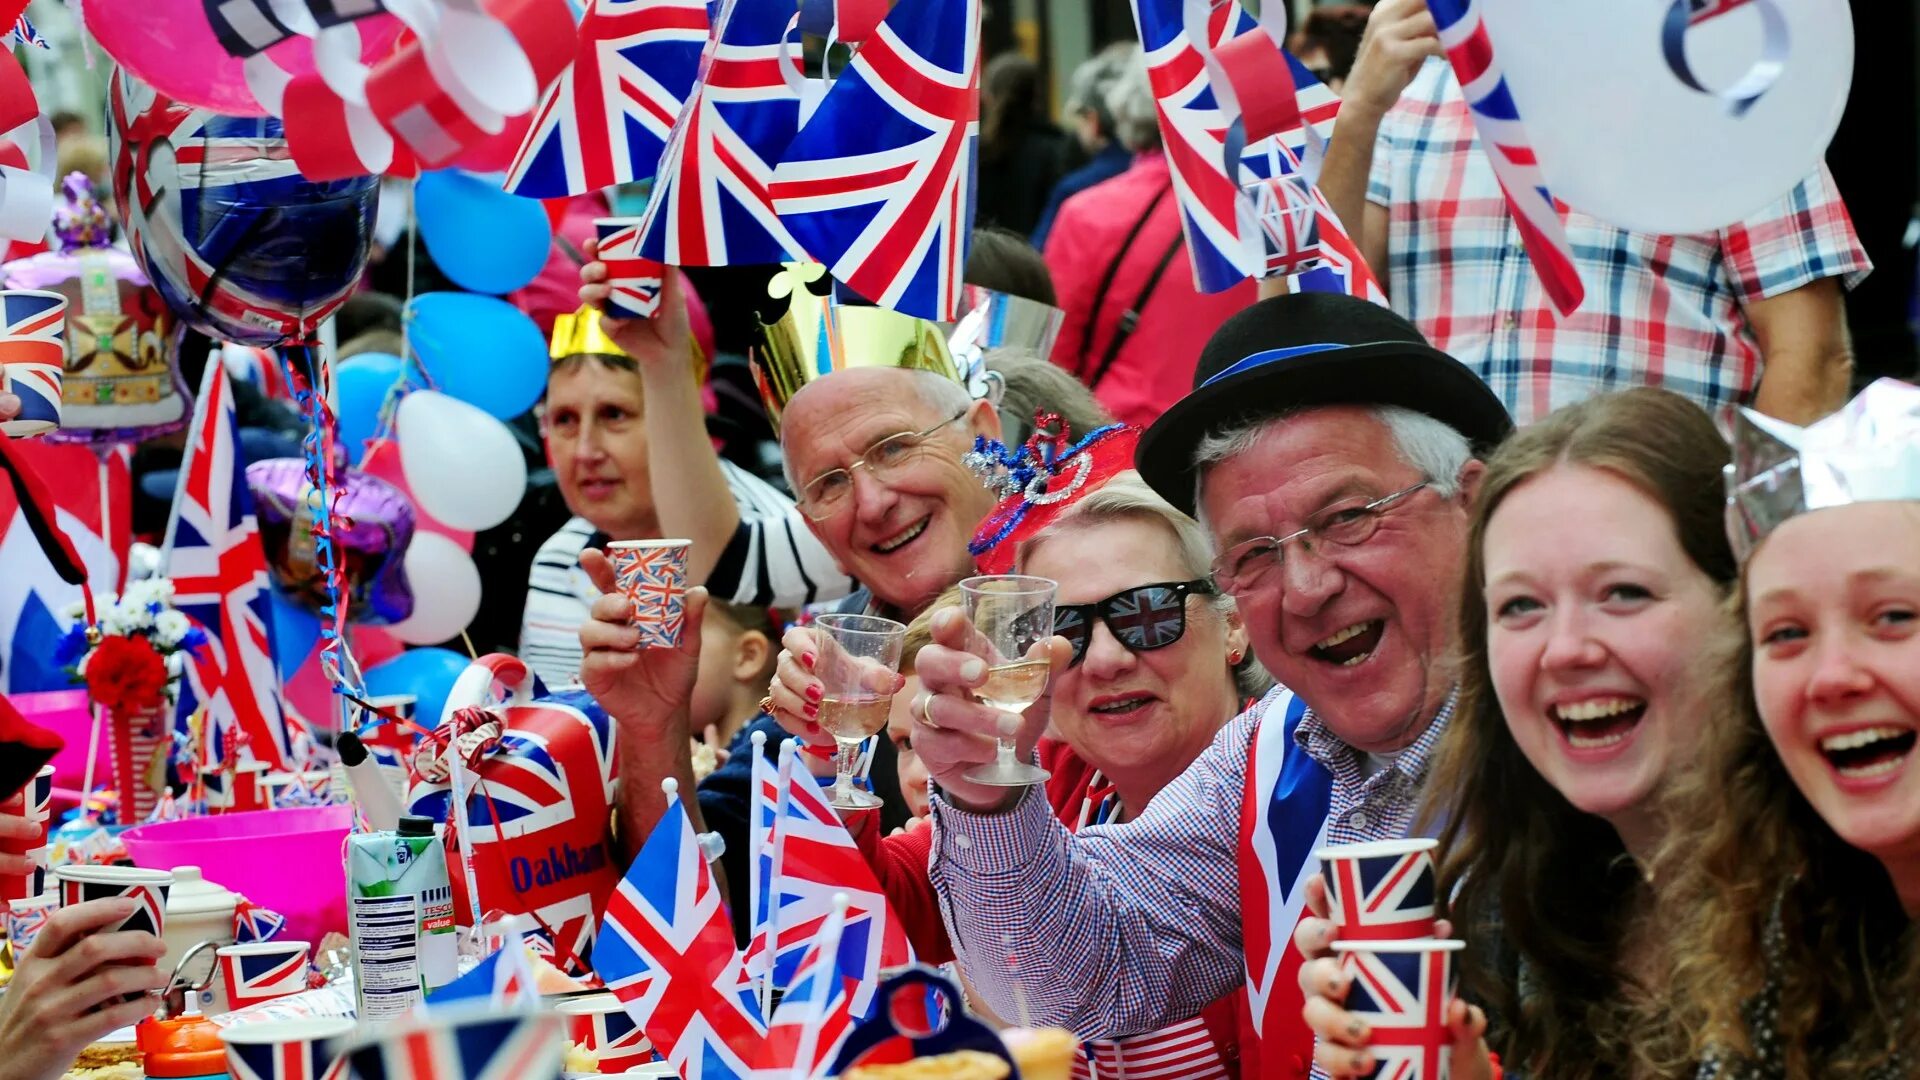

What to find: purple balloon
left=246, top=458, right=418, bottom=626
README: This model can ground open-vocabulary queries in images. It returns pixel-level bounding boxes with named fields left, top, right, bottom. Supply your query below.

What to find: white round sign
left=1477, top=0, right=1853, bottom=235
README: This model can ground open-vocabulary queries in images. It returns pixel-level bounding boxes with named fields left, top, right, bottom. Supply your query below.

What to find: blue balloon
left=364, top=648, right=472, bottom=730
left=336, top=352, right=410, bottom=465
left=267, top=587, right=322, bottom=681
left=415, top=170, right=552, bottom=295
left=406, top=292, right=548, bottom=419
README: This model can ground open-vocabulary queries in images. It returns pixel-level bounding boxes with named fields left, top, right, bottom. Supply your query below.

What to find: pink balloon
left=86, top=0, right=405, bottom=116
left=361, top=437, right=476, bottom=553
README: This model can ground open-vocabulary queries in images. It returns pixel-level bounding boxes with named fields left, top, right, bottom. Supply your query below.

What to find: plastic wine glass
left=812, top=613, right=908, bottom=810
left=959, top=575, right=1057, bottom=787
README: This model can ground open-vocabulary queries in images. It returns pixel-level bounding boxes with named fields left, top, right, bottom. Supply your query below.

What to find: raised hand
left=908, top=607, right=1070, bottom=814
left=578, top=546, right=710, bottom=734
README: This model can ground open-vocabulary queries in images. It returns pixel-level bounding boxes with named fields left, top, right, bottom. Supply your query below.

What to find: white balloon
left=389, top=532, right=483, bottom=645
left=397, top=389, right=527, bottom=531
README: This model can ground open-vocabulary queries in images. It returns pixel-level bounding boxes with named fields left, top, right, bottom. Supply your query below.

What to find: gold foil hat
left=752, top=263, right=959, bottom=432
left=1725, top=377, right=1920, bottom=560
left=550, top=304, right=630, bottom=361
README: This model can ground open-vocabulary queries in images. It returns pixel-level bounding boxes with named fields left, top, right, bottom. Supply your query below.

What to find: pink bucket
left=121, top=806, right=351, bottom=945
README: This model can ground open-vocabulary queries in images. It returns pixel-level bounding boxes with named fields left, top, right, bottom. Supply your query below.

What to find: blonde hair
left=902, top=587, right=963, bottom=675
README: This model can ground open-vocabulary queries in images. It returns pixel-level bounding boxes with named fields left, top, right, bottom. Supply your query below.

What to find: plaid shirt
left=927, top=685, right=1453, bottom=1047
left=1369, top=59, right=1871, bottom=426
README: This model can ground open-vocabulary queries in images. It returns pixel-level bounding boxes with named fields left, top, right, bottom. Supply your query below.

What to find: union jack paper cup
left=593, top=219, right=665, bottom=320
left=1330, top=939, right=1463, bottom=1080
left=1316, top=838, right=1439, bottom=942
left=218, top=940, right=315, bottom=1009
left=0, top=289, right=67, bottom=438
left=607, top=539, right=691, bottom=649
left=558, top=993, right=656, bottom=1074
left=220, top=1017, right=356, bottom=1080
left=2, top=845, right=48, bottom=904
left=7, top=892, right=56, bottom=958
left=53, top=864, right=173, bottom=938
left=338, top=1002, right=564, bottom=1080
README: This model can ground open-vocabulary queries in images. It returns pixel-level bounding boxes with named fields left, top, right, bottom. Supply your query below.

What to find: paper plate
left=1480, top=0, right=1852, bottom=234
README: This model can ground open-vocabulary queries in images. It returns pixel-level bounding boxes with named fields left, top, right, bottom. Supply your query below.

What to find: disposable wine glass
left=960, top=575, right=1057, bottom=787
left=813, top=613, right=908, bottom=810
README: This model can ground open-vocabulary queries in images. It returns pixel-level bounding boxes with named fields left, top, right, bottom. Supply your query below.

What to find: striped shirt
left=1369, top=59, right=1871, bottom=426
left=927, top=685, right=1450, bottom=1051
left=519, top=458, right=853, bottom=688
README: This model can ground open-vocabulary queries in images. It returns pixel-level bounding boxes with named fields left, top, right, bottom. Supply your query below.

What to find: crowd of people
left=1, top=3, right=1914, bottom=1079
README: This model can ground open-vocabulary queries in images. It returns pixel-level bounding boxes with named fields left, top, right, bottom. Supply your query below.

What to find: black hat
left=1136, top=292, right=1512, bottom=513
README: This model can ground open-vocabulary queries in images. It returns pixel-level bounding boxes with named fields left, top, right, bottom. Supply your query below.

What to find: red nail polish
left=804, top=703, right=819, bottom=719
left=805, top=720, right=820, bottom=733
left=801, top=654, right=816, bottom=670
left=805, top=684, right=823, bottom=703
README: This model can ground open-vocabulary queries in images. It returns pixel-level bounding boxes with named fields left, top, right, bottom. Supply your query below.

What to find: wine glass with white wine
left=812, top=613, right=908, bottom=810
left=960, top=575, right=1057, bottom=787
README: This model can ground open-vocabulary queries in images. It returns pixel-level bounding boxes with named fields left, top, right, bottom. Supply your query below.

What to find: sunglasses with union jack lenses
left=1053, top=580, right=1215, bottom=667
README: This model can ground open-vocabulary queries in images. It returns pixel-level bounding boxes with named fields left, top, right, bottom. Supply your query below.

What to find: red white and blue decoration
left=506, top=0, right=712, bottom=198
left=0, top=441, right=129, bottom=695
left=234, top=897, right=290, bottom=943
left=337, top=1005, right=565, bottom=1080
left=219, top=940, right=312, bottom=1009
left=768, top=0, right=982, bottom=322
left=761, top=893, right=855, bottom=1077
left=637, top=0, right=805, bottom=268
left=609, top=541, right=690, bottom=649
left=1330, top=941, right=1462, bottom=1080
left=593, top=218, right=667, bottom=320
left=1318, top=841, right=1440, bottom=943
left=0, top=289, right=66, bottom=437
left=221, top=1024, right=349, bottom=1080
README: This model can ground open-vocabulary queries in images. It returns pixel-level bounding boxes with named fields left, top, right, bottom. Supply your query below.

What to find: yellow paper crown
left=550, top=305, right=631, bottom=361
left=752, top=264, right=959, bottom=432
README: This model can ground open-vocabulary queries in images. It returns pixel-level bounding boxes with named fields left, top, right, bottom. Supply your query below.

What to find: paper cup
left=219, top=940, right=314, bottom=1009
left=339, top=1002, right=563, bottom=1080
left=1330, top=939, right=1462, bottom=1080
left=593, top=219, right=665, bottom=319
left=558, top=993, right=655, bottom=1073
left=607, top=540, right=692, bottom=649
left=1316, top=838, right=1439, bottom=942
left=7, top=892, right=56, bottom=957
left=2, top=845, right=48, bottom=905
left=221, top=1017, right=356, bottom=1080
left=54, top=864, right=173, bottom=937
left=0, top=289, right=68, bottom=437
left=31, top=763, right=52, bottom=838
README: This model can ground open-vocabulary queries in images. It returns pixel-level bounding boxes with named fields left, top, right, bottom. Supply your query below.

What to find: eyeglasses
left=795, top=412, right=967, bottom=521
left=1209, top=481, right=1431, bottom=596
left=1053, top=580, right=1215, bottom=667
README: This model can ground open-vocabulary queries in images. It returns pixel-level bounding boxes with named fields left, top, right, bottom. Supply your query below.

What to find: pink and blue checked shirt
left=927, top=685, right=1454, bottom=1068
left=1369, top=60, right=1871, bottom=426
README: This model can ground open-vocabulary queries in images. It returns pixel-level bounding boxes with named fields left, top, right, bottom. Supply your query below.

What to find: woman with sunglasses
left=824, top=430, right=1269, bottom=1075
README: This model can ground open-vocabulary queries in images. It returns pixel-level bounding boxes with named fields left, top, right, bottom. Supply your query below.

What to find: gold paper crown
left=550, top=305, right=630, bottom=361
left=752, top=264, right=960, bottom=432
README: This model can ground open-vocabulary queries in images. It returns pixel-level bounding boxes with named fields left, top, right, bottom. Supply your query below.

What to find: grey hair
left=1103, top=47, right=1160, bottom=154
left=1016, top=471, right=1273, bottom=698
left=1190, top=404, right=1475, bottom=536
left=1063, top=43, right=1137, bottom=129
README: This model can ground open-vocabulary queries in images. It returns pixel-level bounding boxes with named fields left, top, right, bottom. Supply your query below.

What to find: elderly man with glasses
left=909, top=292, right=1513, bottom=1080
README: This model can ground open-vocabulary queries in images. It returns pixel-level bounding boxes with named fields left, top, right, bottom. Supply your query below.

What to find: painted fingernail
left=801, top=654, right=815, bottom=670
left=804, top=703, right=819, bottom=718
left=805, top=684, right=823, bottom=703
left=960, top=659, right=984, bottom=682
left=805, top=721, right=820, bottom=734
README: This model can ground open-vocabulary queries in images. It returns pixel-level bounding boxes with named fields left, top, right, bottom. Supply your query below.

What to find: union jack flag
left=1321, top=843, right=1437, bottom=942
left=759, top=897, right=853, bottom=1076
left=1336, top=944, right=1457, bottom=1080
left=224, top=1034, right=345, bottom=1080
left=343, top=1010, right=564, bottom=1080
left=161, top=359, right=293, bottom=771
left=1427, top=0, right=1584, bottom=315
left=427, top=935, right=537, bottom=1005
left=1247, top=137, right=1386, bottom=304
left=1683, top=0, right=1757, bottom=23
left=767, top=0, right=980, bottom=321
left=0, top=291, right=65, bottom=434
left=0, top=441, right=130, bottom=696
left=638, top=0, right=804, bottom=267
left=504, top=0, right=711, bottom=198
left=233, top=898, right=289, bottom=943
left=595, top=791, right=768, bottom=1080
left=222, top=942, right=311, bottom=1007
left=9, top=14, right=46, bottom=50
left=747, top=741, right=910, bottom=1017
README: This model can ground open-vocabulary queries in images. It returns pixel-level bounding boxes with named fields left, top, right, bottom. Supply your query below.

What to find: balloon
left=405, top=293, right=547, bottom=419
left=337, top=352, right=410, bottom=464
left=364, top=647, right=471, bottom=730
left=107, top=68, right=379, bottom=347
left=414, top=171, right=552, bottom=295
left=396, top=391, right=528, bottom=531
left=2, top=175, right=191, bottom=446
left=361, top=437, right=474, bottom=552
left=388, top=533, right=483, bottom=645
left=267, top=586, right=322, bottom=681
left=247, top=458, right=418, bottom=625
left=85, top=1, right=404, bottom=117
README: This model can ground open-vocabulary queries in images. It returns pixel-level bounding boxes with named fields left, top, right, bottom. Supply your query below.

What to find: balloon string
left=284, top=342, right=367, bottom=735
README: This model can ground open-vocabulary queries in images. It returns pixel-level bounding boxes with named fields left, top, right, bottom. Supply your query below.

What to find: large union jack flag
left=747, top=741, right=910, bottom=1018
left=161, top=359, right=292, bottom=771
left=639, top=0, right=804, bottom=267
left=1427, top=0, right=1584, bottom=315
left=344, top=1010, right=563, bottom=1080
left=1337, top=945, right=1456, bottom=1080
left=596, top=791, right=768, bottom=1080
left=1322, top=845, right=1437, bottom=942
left=767, top=0, right=980, bottom=321
left=505, top=0, right=711, bottom=198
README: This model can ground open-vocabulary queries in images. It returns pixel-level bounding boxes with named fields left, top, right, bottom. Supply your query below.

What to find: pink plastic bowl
left=121, top=806, right=351, bottom=945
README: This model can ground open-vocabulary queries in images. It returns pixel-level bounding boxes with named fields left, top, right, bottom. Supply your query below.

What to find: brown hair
left=1638, top=595, right=1919, bottom=1076
left=1423, top=388, right=1736, bottom=1078
left=706, top=600, right=789, bottom=683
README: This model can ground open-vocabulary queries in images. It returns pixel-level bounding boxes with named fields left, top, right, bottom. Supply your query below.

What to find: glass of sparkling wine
left=812, top=613, right=908, bottom=810
left=959, top=575, right=1057, bottom=787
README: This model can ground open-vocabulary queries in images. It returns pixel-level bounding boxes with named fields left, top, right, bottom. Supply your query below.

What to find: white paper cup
left=54, top=864, right=172, bottom=937
left=220, top=1017, right=356, bottom=1080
